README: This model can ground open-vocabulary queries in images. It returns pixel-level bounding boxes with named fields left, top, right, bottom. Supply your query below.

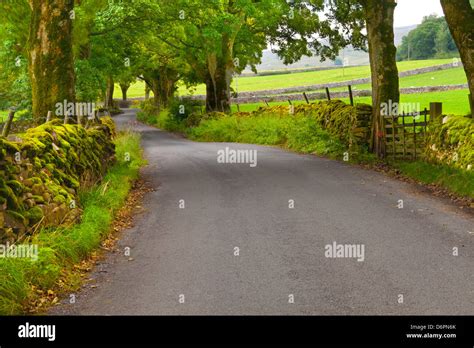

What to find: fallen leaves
left=26, top=178, right=155, bottom=315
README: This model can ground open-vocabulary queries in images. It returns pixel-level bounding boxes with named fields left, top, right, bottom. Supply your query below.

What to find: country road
left=52, top=108, right=473, bottom=315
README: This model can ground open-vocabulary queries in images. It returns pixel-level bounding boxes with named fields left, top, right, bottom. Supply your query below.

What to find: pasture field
left=116, top=58, right=458, bottom=99
left=322, top=67, right=466, bottom=93
left=231, top=89, right=471, bottom=116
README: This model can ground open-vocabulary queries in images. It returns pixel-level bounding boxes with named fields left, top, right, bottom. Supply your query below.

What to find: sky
left=394, top=0, right=444, bottom=27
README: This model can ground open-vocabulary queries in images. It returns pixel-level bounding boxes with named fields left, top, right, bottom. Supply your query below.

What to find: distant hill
left=394, top=25, right=417, bottom=46
left=244, top=25, right=418, bottom=73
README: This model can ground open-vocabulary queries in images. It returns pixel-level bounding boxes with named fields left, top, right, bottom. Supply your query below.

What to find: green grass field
left=116, top=58, right=458, bottom=98
left=231, top=89, right=471, bottom=116
left=316, top=67, right=467, bottom=93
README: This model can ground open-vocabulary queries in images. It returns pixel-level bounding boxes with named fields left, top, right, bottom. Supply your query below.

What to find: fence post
left=413, top=116, right=417, bottom=160
left=391, top=114, right=396, bottom=158
left=402, top=112, right=406, bottom=158
left=429, top=102, right=442, bottom=122
left=264, top=100, right=269, bottom=107
left=325, top=87, right=331, bottom=101
left=303, top=92, right=310, bottom=104
left=348, top=85, right=354, bottom=106
left=1, top=110, right=15, bottom=138
left=46, top=111, right=52, bottom=123
left=423, top=108, right=427, bottom=134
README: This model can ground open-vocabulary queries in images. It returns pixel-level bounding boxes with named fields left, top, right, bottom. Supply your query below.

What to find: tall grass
left=0, top=131, right=145, bottom=314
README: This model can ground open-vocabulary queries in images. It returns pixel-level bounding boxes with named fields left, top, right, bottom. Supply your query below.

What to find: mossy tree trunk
left=28, top=0, right=75, bottom=123
left=144, top=69, right=178, bottom=109
left=157, top=68, right=178, bottom=108
left=150, top=77, right=161, bottom=109
left=145, top=85, right=150, bottom=100
left=205, top=66, right=232, bottom=113
left=104, top=76, right=115, bottom=108
left=361, top=0, right=399, bottom=158
left=120, top=82, right=130, bottom=101
left=205, top=34, right=235, bottom=113
left=440, top=0, right=474, bottom=117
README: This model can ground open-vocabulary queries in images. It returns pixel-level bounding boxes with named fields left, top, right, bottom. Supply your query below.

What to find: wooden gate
left=384, top=102, right=442, bottom=160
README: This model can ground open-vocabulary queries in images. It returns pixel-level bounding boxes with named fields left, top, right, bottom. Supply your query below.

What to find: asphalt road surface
left=52, top=108, right=473, bottom=315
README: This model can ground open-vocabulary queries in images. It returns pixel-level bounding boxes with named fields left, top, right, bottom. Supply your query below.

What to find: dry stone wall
left=0, top=117, right=116, bottom=243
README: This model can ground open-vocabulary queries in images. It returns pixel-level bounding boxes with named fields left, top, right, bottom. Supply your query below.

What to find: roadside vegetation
left=0, top=131, right=145, bottom=314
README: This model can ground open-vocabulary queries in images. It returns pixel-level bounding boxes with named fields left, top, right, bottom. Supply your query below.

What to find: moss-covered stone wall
left=425, top=115, right=474, bottom=169
left=0, top=117, right=116, bottom=242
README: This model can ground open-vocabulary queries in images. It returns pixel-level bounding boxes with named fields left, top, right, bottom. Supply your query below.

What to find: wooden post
left=402, top=112, right=406, bottom=158
left=391, top=114, right=396, bottom=158
left=429, top=102, right=442, bottom=122
left=1, top=110, right=15, bottom=138
left=413, top=115, right=417, bottom=160
left=287, top=99, right=292, bottom=106
left=236, top=103, right=240, bottom=112
left=325, top=87, right=331, bottom=101
left=303, top=92, right=310, bottom=104
left=423, top=108, right=427, bottom=134
left=348, top=85, right=354, bottom=106
left=46, top=111, right=52, bottom=122
left=64, top=113, right=68, bottom=124
left=264, top=100, right=269, bottom=107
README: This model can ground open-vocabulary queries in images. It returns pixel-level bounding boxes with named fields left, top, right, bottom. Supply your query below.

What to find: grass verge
left=0, top=131, right=145, bottom=314
left=391, top=160, right=474, bottom=199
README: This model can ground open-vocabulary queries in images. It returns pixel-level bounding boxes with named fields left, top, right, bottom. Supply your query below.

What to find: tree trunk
left=145, top=85, right=150, bottom=100
left=205, top=34, right=234, bottom=113
left=158, top=75, right=176, bottom=108
left=120, top=83, right=130, bottom=101
left=363, top=0, right=400, bottom=157
left=441, top=0, right=474, bottom=117
left=205, top=68, right=232, bottom=113
left=150, top=78, right=160, bottom=109
left=104, top=76, right=115, bottom=108
left=28, top=0, right=75, bottom=123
